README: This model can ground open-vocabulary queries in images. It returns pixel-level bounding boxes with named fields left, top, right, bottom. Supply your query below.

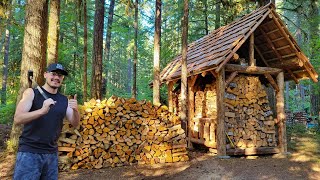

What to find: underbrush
left=0, top=104, right=15, bottom=124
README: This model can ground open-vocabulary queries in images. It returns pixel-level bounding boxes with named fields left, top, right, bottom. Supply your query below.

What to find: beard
left=46, top=80, right=61, bottom=89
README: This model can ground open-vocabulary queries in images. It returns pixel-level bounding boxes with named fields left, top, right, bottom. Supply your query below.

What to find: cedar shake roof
left=160, top=3, right=318, bottom=83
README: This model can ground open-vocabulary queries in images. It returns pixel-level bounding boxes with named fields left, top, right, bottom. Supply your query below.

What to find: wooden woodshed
left=159, top=3, right=318, bottom=156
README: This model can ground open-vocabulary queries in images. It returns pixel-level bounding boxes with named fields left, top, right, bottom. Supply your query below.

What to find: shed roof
left=160, top=3, right=318, bottom=83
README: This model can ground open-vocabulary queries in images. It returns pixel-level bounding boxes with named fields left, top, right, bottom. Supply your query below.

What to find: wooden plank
left=226, top=147, right=280, bottom=156
left=276, top=72, right=287, bottom=153
left=216, top=68, right=226, bottom=156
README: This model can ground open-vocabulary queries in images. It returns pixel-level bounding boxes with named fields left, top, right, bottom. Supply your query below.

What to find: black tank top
left=18, top=87, right=68, bottom=153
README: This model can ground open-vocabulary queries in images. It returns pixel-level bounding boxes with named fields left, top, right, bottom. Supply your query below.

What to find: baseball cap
left=47, top=63, right=68, bottom=76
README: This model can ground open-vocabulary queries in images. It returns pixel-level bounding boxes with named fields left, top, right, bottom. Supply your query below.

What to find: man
left=13, top=63, right=80, bottom=180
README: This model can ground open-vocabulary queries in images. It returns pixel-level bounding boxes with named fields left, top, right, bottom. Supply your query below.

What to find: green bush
left=287, top=123, right=307, bottom=136
left=0, top=103, right=15, bottom=124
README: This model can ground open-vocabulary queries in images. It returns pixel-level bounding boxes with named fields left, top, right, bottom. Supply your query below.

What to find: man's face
left=44, top=71, right=65, bottom=89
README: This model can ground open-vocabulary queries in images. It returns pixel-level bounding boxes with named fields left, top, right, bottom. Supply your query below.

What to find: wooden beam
left=286, top=69, right=299, bottom=84
left=225, top=64, right=282, bottom=74
left=259, top=27, right=284, bottom=63
left=271, top=11, right=318, bottom=82
left=216, top=68, right=226, bottom=156
left=276, top=72, right=287, bottom=153
left=249, top=33, right=255, bottom=66
left=225, top=71, right=238, bottom=87
left=264, top=73, right=279, bottom=92
left=215, top=9, right=272, bottom=73
left=168, top=81, right=174, bottom=112
left=254, top=45, right=269, bottom=66
left=188, top=77, right=196, bottom=149
left=210, top=70, right=218, bottom=79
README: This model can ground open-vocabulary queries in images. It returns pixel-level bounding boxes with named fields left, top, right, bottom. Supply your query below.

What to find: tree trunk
left=181, top=0, right=189, bottom=132
left=215, top=0, right=220, bottom=29
left=8, top=0, right=48, bottom=152
left=309, top=0, right=320, bottom=117
left=132, top=0, right=138, bottom=99
left=203, top=0, right=208, bottom=35
left=153, top=0, right=161, bottom=105
left=83, top=0, right=88, bottom=101
left=102, top=0, right=115, bottom=98
left=91, top=0, right=104, bottom=99
left=47, top=0, right=60, bottom=64
left=1, top=22, right=10, bottom=105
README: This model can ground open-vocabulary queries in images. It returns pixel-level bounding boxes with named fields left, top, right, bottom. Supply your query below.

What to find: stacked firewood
left=58, top=96, right=188, bottom=170
left=293, top=111, right=308, bottom=125
left=224, top=75, right=277, bottom=149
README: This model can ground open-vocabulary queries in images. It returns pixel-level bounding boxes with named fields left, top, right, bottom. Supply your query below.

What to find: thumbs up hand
left=68, top=94, right=78, bottom=112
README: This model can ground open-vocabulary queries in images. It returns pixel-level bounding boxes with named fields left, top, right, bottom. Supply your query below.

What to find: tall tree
left=1, top=0, right=12, bottom=105
left=132, top=0, right=138, bottom=98
left=91, top=0, right=105, bottom=99
left=181, top=0, right=189, bottom=131
left=8, top=0, right=48, bottom=152
left=309, top=0, right=320, bottom=116
left=153, top=0, right=161, bottom=105
left=83, top=0, right=88, bottom=101
left=102, top=0, right=115, bottom=98
left=47, top=0, right=60, bottom=64
left=215, top=0, right=220, bottom=29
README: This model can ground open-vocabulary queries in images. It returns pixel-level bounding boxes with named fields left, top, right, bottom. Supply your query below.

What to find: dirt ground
left=1, top=126, right=320, bottom=180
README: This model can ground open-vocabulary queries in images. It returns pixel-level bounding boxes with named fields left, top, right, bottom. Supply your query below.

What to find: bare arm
left=66, top=94, right=80, bottom=127
left=14, top=88, right=55, bottom=125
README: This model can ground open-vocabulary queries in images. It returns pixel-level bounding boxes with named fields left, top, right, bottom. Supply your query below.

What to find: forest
left=0, top=0, right=320, bottom=179
left=0, top=0, right=319, bottom=121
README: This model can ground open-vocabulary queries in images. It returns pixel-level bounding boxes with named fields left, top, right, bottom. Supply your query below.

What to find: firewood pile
left=285, top=110, right=294, bottom=125
left=58, top=96, right=189, bottom=171
left=293, top=111, right=308, bottom=125
left=224, top=75, right=277, bottom=149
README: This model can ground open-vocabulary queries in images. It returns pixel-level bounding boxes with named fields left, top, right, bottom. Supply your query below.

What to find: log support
left=168, top=81, right=174, bottom=112
left=187, top=75, right=198, bottom=148
left=249, top=33, right=255, bottom=66
left=216, top=68, right=226, bottom=156
left=276, top=72, right=287, bottom=153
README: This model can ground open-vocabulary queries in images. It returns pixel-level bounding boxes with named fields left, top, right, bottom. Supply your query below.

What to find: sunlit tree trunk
left=47, top=0, right=60, bottom=64
left=8, top=0, right=48, bottom=152
left=153, top=0, right=161, bottom=105
left=83, top=0, right=88, bottom=101
left=91, top=0, right=105, bottom=99
left=181, top=0, right=189, bottom=131
left=132, top=0, right=138, bottom=98
left=102, top=0, right=115, bottom=98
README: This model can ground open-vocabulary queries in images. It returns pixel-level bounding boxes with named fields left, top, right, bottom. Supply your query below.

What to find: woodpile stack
left=293, top=111, right=308, bottom=125
left=58, top=96, right=188, bottom=170
left=285, top=110, right=294, bottom=125
left=224, top=75, right=277, bottom=149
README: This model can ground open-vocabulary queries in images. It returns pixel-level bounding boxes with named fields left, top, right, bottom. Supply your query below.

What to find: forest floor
left=1, top=126, right=320, bottom=180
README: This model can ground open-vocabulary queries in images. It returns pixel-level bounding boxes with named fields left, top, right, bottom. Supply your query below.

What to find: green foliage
left=287, top=124, right=307, bottom=137
left=0, top=103, right=15, bottom=124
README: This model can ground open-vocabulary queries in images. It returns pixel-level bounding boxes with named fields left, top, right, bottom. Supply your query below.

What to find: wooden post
left=276, top=72, right=287, bottom=153
left=216, top=68, right=226, bottom=156
left=168, top=81, right=174, bottom=112
left=249, top=33, right=255, bottom=66
left=188, top=78, right=195, bottom=148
